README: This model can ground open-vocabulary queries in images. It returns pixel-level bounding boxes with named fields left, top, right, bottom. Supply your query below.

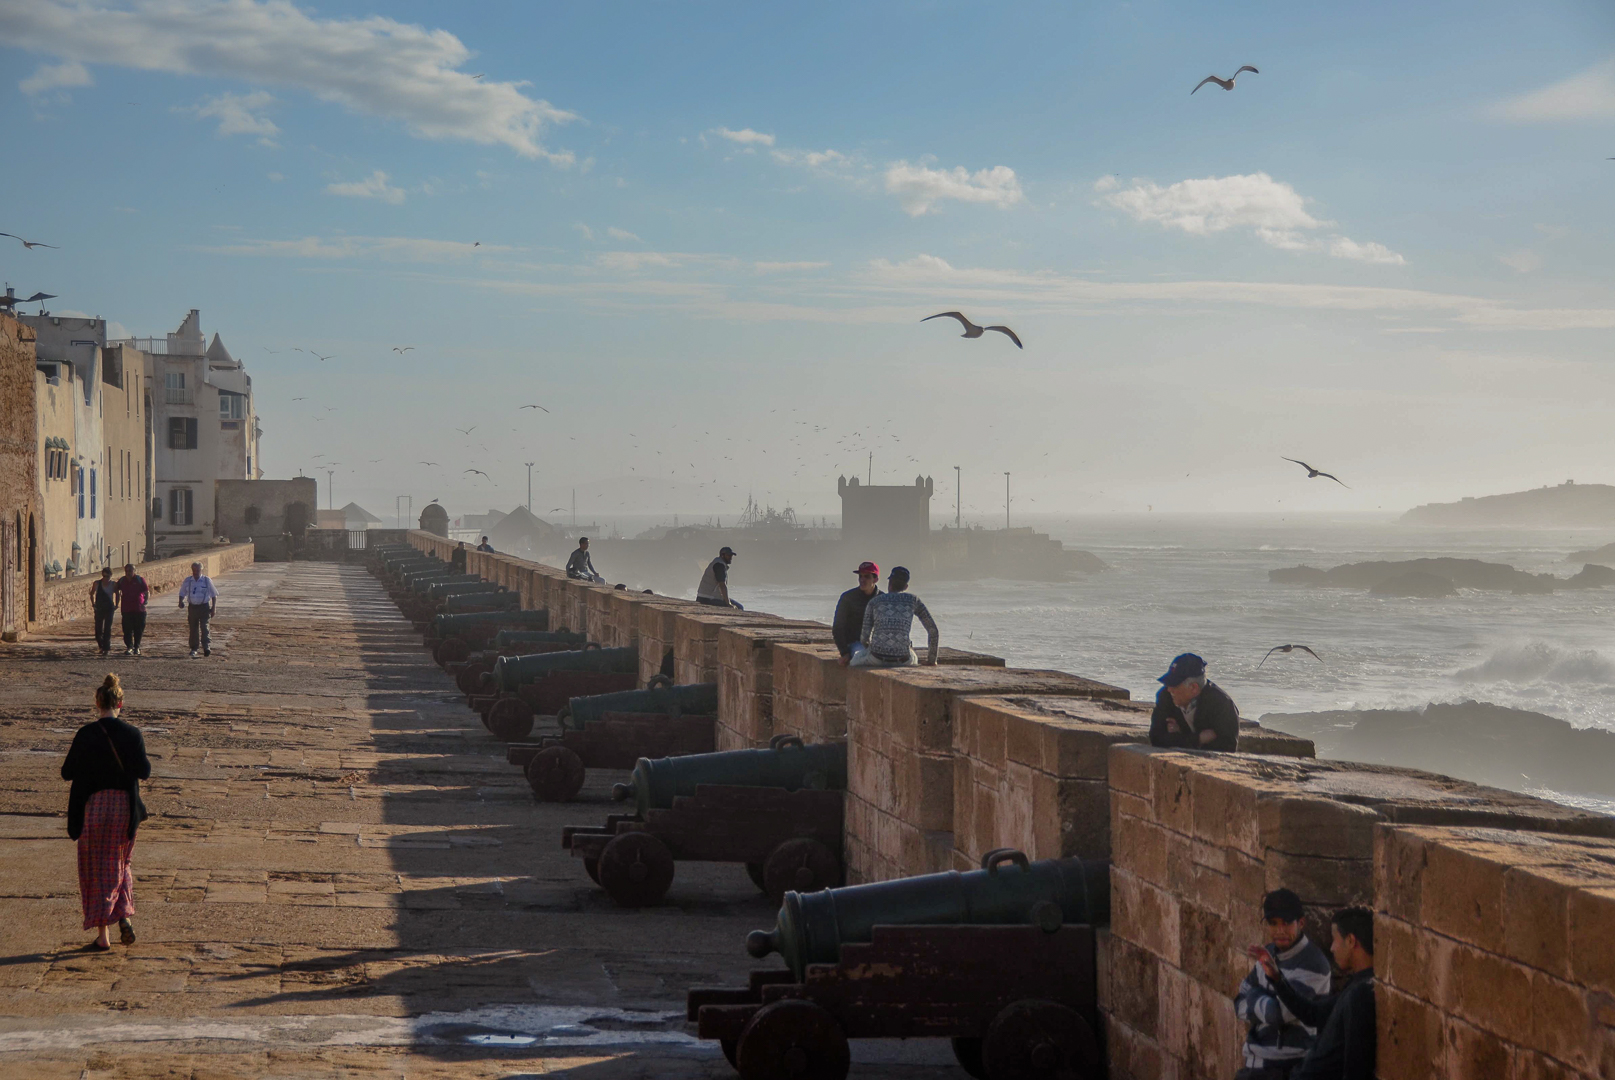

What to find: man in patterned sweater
left=853, top=566, right=938, bottom=667
left=1235, top=888, right=1332, bottom=1078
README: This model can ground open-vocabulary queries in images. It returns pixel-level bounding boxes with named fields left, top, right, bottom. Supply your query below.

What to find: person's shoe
left=203, top=648, right=211, bottom=657
left=119, top=919, right=135, bottom=945
left=124, top=647, right=133, bottom=656
left=190, top=650, right=199, bottom=658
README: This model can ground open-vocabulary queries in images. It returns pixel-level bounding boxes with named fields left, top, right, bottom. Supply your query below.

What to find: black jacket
left=1149, top=680, right=1239, bottom=751
left=61, top=716, right=151, bottom=840
left=832, top=586, right=880, bottom=657
left=1272, top=968, right=1376, bottom=1080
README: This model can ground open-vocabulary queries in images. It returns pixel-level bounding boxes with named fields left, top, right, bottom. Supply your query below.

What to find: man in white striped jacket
left=1235, top=888, right=1332, bottom=1078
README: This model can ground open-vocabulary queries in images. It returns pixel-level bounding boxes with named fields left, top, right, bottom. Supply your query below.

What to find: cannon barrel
left=745, top=851, right=1110, bottom=979
left=423, top=579, right=500, bottom=599
left=491, top=646, right=638, bottom=692
left=441, top=590, right=520, bottom=613
left=390, top=561, right=445, bottom=580
left=612, top=733, right=841, bottom=816
left=564, top=681, right=720, bottom=730
left=431, top=610, right=555, bottom=638
left=492, top=629, right=586, bottom=649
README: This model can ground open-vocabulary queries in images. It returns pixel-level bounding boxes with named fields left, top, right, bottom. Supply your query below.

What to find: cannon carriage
left=688, top=850, right=1109, bottom=1080
left=558, top=735, right=846, bottom=907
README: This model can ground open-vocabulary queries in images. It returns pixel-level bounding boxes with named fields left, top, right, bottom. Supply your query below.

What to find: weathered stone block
left=1377, top=983, right=1445, bottom=1080
left=1104, top=931, right=1160, bottom=1038
left=1112, top=867, right=1181, bottom=966
left=1448, top=939, right=1533, bottom=1039
left=1263, top=851, right=1372, bottom=908
left=1422, top=840, right=1508, bottom=954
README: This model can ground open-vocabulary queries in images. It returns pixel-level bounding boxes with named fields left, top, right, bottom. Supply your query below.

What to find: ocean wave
left=1454, top=641, right=1615, bottom=686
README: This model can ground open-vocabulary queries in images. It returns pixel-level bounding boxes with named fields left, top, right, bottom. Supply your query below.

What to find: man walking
left=116, top=563, right=149, bottom=655
left=854, top=566, right=938, bottom=667
left=696, top=547, right=742, bottom=609
left=1234, top=888, right=1331, bottom=1078
left=566, top=537, right=605, bottom=583
left=832, top=561, right=881, bottom=667
left=1255, top=907, right=1376, bottom=1080
left=90, top=567, right=119, bottom=656
left=178, top=562, right=218, bottom=659
left=1149, top=652, right=1240, bottom=751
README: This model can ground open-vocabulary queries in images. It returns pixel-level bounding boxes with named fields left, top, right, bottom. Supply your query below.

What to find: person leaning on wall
left=1149, top=652, right=1239, bottom=750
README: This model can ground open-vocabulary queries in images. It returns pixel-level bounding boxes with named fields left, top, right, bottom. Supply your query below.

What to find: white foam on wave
left=1455, top=640, right=1615, bottom=686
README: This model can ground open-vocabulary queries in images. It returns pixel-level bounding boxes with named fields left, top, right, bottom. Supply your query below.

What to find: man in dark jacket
left=1149, top=652, right=1239, bottom=750
left=832, top=561, right=881, bottom=666
left=1257, top=907, right=1376, bottom=1080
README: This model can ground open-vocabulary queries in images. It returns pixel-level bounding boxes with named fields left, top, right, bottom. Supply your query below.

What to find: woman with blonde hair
left=61, top=674, right=150, bottom=950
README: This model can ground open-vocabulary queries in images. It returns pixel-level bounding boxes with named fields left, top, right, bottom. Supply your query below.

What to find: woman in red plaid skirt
left=61, top=674, right=151, bottom=951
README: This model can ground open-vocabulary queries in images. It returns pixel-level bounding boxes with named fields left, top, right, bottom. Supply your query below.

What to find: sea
left=733, top=514, right=1615, bottom=816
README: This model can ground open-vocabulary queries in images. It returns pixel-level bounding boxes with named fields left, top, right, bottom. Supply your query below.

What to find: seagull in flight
left=291, top=396, right=307, bottom=401
left=1259, top=644, right=1324, bottom=668
left=392, top=346, right=414, bottom=354
left=312, top=352, right=335, bottom=362
left=519, top=404, right=550, bottom=413
left=921, top=311, right=1023, bottom=349
left=1282, top=457, right=1348, bottom=487
left=464, top=469, right=490, bottom=478
left=418, top=461, right=438, bottom=466
left=1193, top=66, right=1259, bottom=94
left=0, top=233, right=59, bottom=250
left=455, top=425, right=477, bottom=435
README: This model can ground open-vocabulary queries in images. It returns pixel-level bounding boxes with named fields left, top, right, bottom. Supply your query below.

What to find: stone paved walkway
left=0, top=563, right=946, bottom=1078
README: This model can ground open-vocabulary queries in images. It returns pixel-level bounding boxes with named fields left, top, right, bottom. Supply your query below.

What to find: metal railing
left=347, top=530, right=368, bottom=550
left=111, top=337, right=206, bottom=357
left=165, top=387, right=192, bottom=405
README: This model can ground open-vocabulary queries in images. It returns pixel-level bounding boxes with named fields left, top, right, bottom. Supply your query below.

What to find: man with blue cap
left=1150, top=652, right=1240, bottom=750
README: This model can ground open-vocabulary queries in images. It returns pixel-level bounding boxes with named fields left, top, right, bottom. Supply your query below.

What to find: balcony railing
left=111, top=337, right=206, bottom=356
left=165, top=387, right=192, bottom=405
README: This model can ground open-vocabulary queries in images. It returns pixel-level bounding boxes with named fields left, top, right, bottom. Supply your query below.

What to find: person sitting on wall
left=476, top=536, right=495, bottom=553
left=566, top=537, right=606, bottom=583
left=450, top=541, right=468, bottom=574
left=854, top=566, right=938, bottom=667
left=833, top=561, right=882, bottom=667
left=1253, top=906, right=1376, bottom=1080
left=696, top=547, right=742, bottom=609
left=1234, top=888, right=1332, bottom=1079
left=1149, top=652, right=1239, bottom=750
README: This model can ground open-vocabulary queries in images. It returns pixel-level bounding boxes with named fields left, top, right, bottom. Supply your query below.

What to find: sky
left=2, top=0, right=1613, bottom=526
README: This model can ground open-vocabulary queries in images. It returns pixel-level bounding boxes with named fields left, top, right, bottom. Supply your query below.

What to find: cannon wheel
left=762, top=838, right=841, bottom=905
left=734, top=999, right=849, bottom=1080
left=456, top=660, right=493, bottom=697
left=981, top=999, right=1101, bottom=1080
left=720, top=1038, right=738, bottom=1069
left=486, top=696, right=536, bottom=742
left=434, top=636, right=472, bottom=665
left=951, top=1037, right=987, bottom=1079
left=527, top=746, right=586, bottom=802
left=744, top=861, right=767, bottom=893
left=596, top=831, right=675, bottom=908
left=583, top=857, right=600, bottom=884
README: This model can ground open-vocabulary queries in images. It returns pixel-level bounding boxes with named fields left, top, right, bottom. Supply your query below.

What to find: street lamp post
left=954, top=465, right=961, bottom=528
left=324, top=468, right=338, bottom=511
left=1004, top=472, right=1010, bottom=530
left=525, top=462, right=535, bottom=511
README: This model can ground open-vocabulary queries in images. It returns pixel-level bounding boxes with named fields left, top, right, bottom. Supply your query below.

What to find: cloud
left=266, top=171, right=284, bottom=182
left=606, top=227, right=641, bottom=242
left=593, top=251, right=681, bottom=271
left=1098, top=172, right=1404, bottom=264
left=771, top=147, right=852, bottom=170
left=883, top=161, right=1024, bottom=216
left=326, top=171, right=405, bottom=204
left=754, top=261, right=830, bottom=273
left=1497, top=249, right=1543, bottom=274
left=182, top=90, right=279, bottom=144
left=19, top=58, right=92, bottom=97
left=1492, top=57, right=1615, bottom=121
left=712, top=127, right=775, bottom=147
left=573, top=223, right=595, bottom=241
left=206, top=235, right=499, bottom=260
left=0, top=0, right=577, bottom=160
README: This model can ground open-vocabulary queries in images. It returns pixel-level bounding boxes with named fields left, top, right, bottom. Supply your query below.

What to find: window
left=219, top=392, right=245, bottom=419
left=170, top=487, right=193, bottom=526
left=89, top=468, right=96, bottom=519
left=165, top=371, right=188, bottom=405
left=169, top=417, right=198, bottom=450
left=76, top=466, right=85, bottom=519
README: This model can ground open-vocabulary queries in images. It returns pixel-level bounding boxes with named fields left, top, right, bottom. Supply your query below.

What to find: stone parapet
left=1375, top=825, right=1615, bottom=1080
left=669, top=608, right=771, bottom=687
left=714, top=623, right=837, bottom=750
left=1103, top=746, right=1615, bottom=1080
left=845, top=665, right=1129, bottom=884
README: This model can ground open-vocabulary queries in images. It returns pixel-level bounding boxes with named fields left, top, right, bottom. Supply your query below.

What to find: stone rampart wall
left=32, top=543, right=256, bottom=628
left=399, top=530, right=1615, bottom=1076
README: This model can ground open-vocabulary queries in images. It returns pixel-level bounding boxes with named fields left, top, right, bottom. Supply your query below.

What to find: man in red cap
left=832, top=561, right=881, bottom=667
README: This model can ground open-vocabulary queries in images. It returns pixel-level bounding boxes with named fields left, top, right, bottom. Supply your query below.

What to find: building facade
left=100, top=344, right=151, bottom=569
left=23, top=315, right=108, bottom=575
left=0, top=315, right=43, bottom=638
left=121, top=310, right=261, bottom=558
